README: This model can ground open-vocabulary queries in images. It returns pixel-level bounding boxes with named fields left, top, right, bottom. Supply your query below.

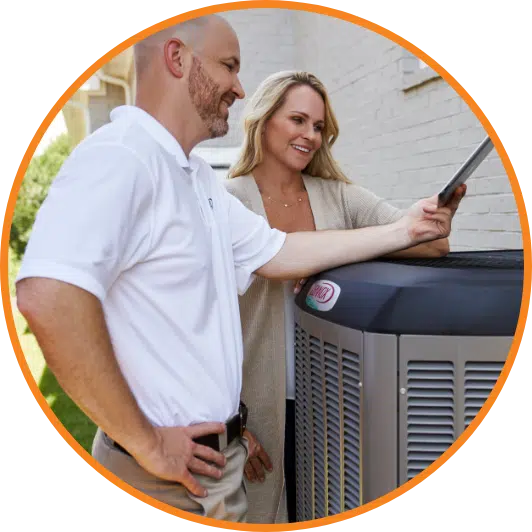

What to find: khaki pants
left=92, top=429, right=248, bottom=521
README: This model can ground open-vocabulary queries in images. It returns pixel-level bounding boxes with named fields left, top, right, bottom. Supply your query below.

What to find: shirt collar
left=110, top=105, right=191, bottom=169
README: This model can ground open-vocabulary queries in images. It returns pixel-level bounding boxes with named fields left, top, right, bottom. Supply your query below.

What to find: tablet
left=437, top=136, right=494, bottom=206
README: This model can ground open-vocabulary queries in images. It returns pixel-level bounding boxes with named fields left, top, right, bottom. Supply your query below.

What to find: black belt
left=107, top=402, right=248, bottom=456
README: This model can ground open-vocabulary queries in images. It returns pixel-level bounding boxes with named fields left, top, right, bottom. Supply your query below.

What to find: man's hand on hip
left=132, top=422, right=227, bottom=497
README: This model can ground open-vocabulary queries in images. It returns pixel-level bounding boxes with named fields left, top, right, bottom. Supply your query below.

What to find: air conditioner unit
left=294, top=250, right=523, bottom=521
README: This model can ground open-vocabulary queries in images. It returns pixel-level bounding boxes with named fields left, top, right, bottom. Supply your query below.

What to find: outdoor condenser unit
left=294, top=250, right=523, bottom=521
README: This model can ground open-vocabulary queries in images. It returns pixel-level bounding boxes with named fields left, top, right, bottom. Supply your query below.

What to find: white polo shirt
left=17, top=105, right=286, bottom=427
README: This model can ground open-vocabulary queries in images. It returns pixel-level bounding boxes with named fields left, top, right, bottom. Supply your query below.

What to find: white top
left=17, top=105, right=286, bottom=428
left=283, top=281, right=296, bottom=400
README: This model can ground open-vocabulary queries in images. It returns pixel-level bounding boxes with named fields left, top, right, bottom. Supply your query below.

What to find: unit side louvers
left=324, top=342, right=342, bottom=516
left=342, top=349, right=361, bottom=510
left=464, top=361, right=504, bottom=427
left=295, top=324, right=313, bottom=522
left=309, top=336, right=326, bottom=518
left=294, top=322, right=363, bottom=518
left=406, top=361, right=455, bottom=480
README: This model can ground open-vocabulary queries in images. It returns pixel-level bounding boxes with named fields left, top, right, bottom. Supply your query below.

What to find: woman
left=225, top=71, right=461, bottom=523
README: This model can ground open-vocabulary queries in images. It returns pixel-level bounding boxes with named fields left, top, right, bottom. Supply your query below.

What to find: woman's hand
left=402, top=184, right=466, bottom=245
left=243, top=429, right=273, bottom=482
left=293, top=278, right=307, bottom=295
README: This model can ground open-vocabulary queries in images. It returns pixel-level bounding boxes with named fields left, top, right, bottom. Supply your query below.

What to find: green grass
left=9, top=251, right=97, bottom=453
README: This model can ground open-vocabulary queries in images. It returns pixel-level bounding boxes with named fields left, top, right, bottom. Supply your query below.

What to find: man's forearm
left=257, top=221, right=411, bottom=280
left=16, top=278, right=156, bottom=455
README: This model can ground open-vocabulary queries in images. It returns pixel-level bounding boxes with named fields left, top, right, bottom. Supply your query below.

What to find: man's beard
left=188, top=56, right=230, bottom=139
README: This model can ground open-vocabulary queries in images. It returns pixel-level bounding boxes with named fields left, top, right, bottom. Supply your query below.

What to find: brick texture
left=91, top=9, right=523, bottom=251
left=217, top=9, right=522, bottom=251
left=203, top=9, right=297, bottom=148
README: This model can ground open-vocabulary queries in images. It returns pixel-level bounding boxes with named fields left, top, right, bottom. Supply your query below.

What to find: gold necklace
left=258, top=187, right=305, bottom=208
left=264, top=194, right=304, bottom=208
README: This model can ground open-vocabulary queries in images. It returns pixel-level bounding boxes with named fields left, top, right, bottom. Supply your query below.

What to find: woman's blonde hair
left=228, top=71, right=350, bottom=183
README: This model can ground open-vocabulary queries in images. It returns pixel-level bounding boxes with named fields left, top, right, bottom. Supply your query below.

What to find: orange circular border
left=1, top=1, right=530, bottom=530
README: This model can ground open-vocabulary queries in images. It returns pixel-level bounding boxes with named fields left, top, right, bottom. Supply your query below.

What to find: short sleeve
left=345, top=183, right=403, bottom=229
left=16, top=143, right=154, bottom=301
left=223, top=189, right=286, bottom=295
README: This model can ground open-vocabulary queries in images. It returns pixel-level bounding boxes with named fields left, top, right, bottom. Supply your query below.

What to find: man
left=16, top=15, right=465, bottom=521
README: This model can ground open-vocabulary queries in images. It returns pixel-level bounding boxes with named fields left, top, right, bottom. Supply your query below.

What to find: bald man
left=16, top=14, right=464, bottom=522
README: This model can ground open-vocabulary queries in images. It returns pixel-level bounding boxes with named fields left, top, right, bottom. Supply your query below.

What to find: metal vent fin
left=309, top=336, right=326, bottom=518
left=406, top=361, right=455, bottom=480
left=294, top=325, right=313, bottom=522
left=464, top=361, right=504, bottom=427
left=324, top=342, right=341, bottom=515
left=342, top=349, right=361, bottom=510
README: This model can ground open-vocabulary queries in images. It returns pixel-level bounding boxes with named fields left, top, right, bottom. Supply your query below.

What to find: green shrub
left=10, top=133, right=73, bottom=260
left=8, top=133, right=97, bottom=451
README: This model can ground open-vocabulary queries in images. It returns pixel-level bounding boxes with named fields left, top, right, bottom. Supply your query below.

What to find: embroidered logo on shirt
left=305, top=280, right=341, bottom=311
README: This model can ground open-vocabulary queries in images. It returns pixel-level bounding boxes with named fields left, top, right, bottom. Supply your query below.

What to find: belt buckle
left=239, top=401, right=248, bottom=436
left=218, top=429, right=228, bottom=452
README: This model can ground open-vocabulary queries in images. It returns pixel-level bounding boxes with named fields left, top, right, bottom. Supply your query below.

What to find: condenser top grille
left=382, top=250, right=523, bottom=270
left=296, top=250, right=522, bottom=336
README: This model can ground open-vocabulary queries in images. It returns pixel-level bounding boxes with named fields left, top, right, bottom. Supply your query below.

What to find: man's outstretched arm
left=257, top=186, right=465, bottom=280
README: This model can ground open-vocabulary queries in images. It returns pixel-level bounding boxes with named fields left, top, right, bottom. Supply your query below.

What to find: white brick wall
left=94, top=8, right=521, bottom=251
left=214, top=9, right=522, bottom=251
left=205, top=10, right=297, bottom=148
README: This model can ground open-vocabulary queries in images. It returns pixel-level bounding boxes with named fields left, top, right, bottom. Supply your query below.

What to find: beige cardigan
left=224, top=174, right=402, bottom=523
